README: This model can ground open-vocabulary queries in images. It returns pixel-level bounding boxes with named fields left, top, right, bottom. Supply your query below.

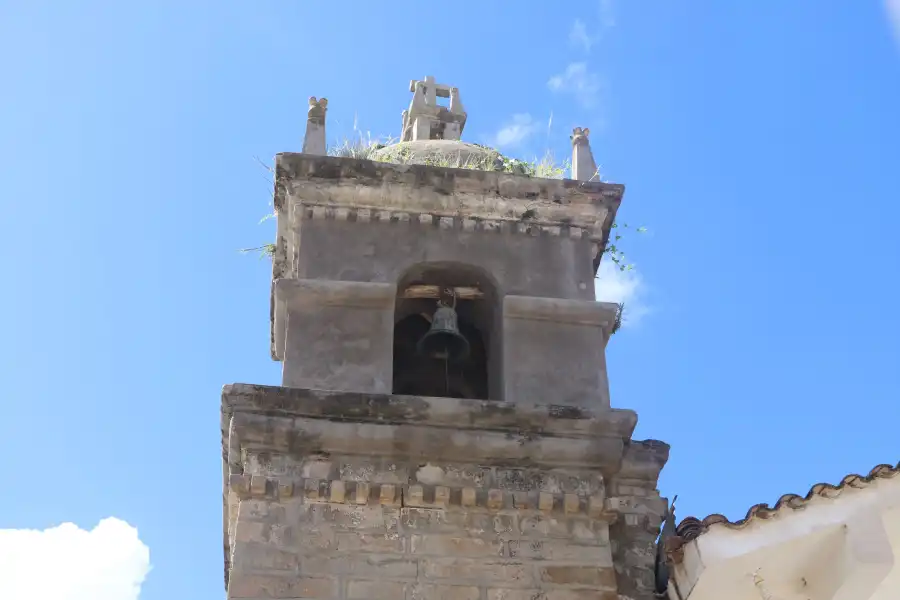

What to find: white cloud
left=547, top=63, right=602, bottom=108
left=0, top=518, right=151, bottom=600
left=569, top=1, right=615, bottom=53
left=599, top=0, right=616, bottom=29
left=569, top=19, right=597, bottom=52
left=594, top=259, right=650, bottom=327
left=886, top=0, right=900, bottom=47
left=488, top=113, right=541, bottom=148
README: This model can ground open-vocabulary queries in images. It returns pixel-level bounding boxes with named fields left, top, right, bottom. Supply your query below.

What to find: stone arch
left=392, top=262, right=503, bottom=401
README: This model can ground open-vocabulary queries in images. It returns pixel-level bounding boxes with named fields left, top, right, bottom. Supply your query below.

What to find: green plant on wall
left=604, top=222, right=647, bottom=272
left=240, top=157, right=278, bottom=259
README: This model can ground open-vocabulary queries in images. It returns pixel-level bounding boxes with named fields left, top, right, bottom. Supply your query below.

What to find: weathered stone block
left=346, top=554, right=418, bottom=579
left=302, top=457, right=334, bottom=480
left=354, top=482, right=370, bottom=505
left=489, top=590, right=616, bottom=600
left=228, top=574, right=337, bottom=598
left=414, top=464, right=489, bottom=487
left=507, top=539, right=613, bottom=565
left=503, top=295, right=616, bottom=409
left=410, top=534, right=504, bottom=557
left=401, top=508, right=515, bottom=536
left=538, top=566, right=618, bottom=588
left=544, top=591, right=618, bottom=600
left=231, top=543, right=302, bottom=573
left=241, top=499, right=285, bottom=521
left=276, top=279, right=395, bottom=393
left=329, top=480, right=346, bottom=503
left=280, top=524, right=334, bottom=551
left=234, top=521, right=272, bottom=545
left=421, top=558, right=532, bottom=586
left=346, top=579, right=408, bottom=600
left=250, top=475, right=268, bottom=497
left=409, top=583, right=481, bottom=600
left=246, top=452, right=309, bottom=478
left=298, top=553, right=417, bottom=579
left=310, top=504, right=399, bottom=532
left=335, top=531, right=405, bottom=554
left=519, top=514, right=571, bottom=539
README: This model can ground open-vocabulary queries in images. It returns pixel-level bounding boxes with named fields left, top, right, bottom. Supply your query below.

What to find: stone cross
left=402, top=76, right=467, bottom=142
left=409, top=75, right=453, bottom=106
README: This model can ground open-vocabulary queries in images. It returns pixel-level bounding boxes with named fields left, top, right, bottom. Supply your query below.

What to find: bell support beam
left=502, top=295, right=619, bottom=409
left=401, top=285, right=484, bottom=300
left=275, top=278, right=396, bottom=392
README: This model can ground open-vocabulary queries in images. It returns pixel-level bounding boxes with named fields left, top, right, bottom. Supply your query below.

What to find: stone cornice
left=227, top=474, right=612, bottom=518
left=222, top=384, right=638, bottom=443
left=274, top=278, right=395, bottom=310
left=273, top=153, right=623, bottom=222
left=297, top=202, right=594, bottom=239
left=504, top=296, right=620, bottom=340
left=220, top=384, right=649, bottom=497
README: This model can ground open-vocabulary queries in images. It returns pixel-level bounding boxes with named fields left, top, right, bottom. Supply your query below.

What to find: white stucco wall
left=670, top=473, right=900, bottom=600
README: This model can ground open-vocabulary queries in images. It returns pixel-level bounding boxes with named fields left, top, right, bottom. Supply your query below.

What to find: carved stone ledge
left=230, top=412, right=628, bottom=470
left=227, top=474, right=612, bottom=519
left=222, top=384, right=638, bottom=441
left=300, top=202, right=592, bottom=239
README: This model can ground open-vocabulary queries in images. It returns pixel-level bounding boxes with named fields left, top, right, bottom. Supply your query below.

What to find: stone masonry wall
left=222, top=386, right=670, bottom=600
left=607, top=442, right=671, bottom=600
left=228, top=476, right=618, bottom=600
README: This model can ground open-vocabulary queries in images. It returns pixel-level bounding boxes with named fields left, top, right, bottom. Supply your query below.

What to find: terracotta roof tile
left=673, top=460, right=900, bottom=547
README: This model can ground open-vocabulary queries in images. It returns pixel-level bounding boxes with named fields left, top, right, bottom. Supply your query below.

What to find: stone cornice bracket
left=302, top=96, right=328, bottom=155
left=571, top=126, right=599, bottom=183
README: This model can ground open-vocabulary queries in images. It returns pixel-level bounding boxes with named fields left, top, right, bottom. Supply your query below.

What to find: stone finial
left=571, top=127, right=598, bottom=182
left=307, top=96, right=328, bottom=124
left=571, top=126, right=590, bottom=145
left=303, top=96, right=328, bottom=155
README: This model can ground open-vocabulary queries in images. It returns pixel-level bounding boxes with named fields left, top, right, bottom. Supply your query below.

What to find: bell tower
left=221, top=78, right=671, bottom=600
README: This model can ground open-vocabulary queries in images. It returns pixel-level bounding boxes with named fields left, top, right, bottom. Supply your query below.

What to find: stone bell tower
left=221, top=78, right=670, bottom=600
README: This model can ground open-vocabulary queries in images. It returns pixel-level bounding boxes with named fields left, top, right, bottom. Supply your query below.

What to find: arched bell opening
left=392, top=262, right=501, bottom=401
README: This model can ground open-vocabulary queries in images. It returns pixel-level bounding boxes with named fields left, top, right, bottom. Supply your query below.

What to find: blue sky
left=2, top=1, right=899, bottom=598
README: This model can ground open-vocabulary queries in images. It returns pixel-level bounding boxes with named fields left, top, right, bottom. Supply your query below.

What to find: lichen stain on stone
left=474, top=401, right=516, bottom=426
left=548, top=404, right=588, bottom=420
left=315, top=392, right=430, bottom=422
left=415, top=463, right=445, bottom=485
left=340, top=462, right=375, bottom=482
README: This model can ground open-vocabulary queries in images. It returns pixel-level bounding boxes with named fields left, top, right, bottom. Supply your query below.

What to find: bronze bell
left=417, top=304, right=470, bottom=362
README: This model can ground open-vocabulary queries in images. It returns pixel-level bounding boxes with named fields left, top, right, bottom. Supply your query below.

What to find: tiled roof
left=672, top=460, right=900, bottom=547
